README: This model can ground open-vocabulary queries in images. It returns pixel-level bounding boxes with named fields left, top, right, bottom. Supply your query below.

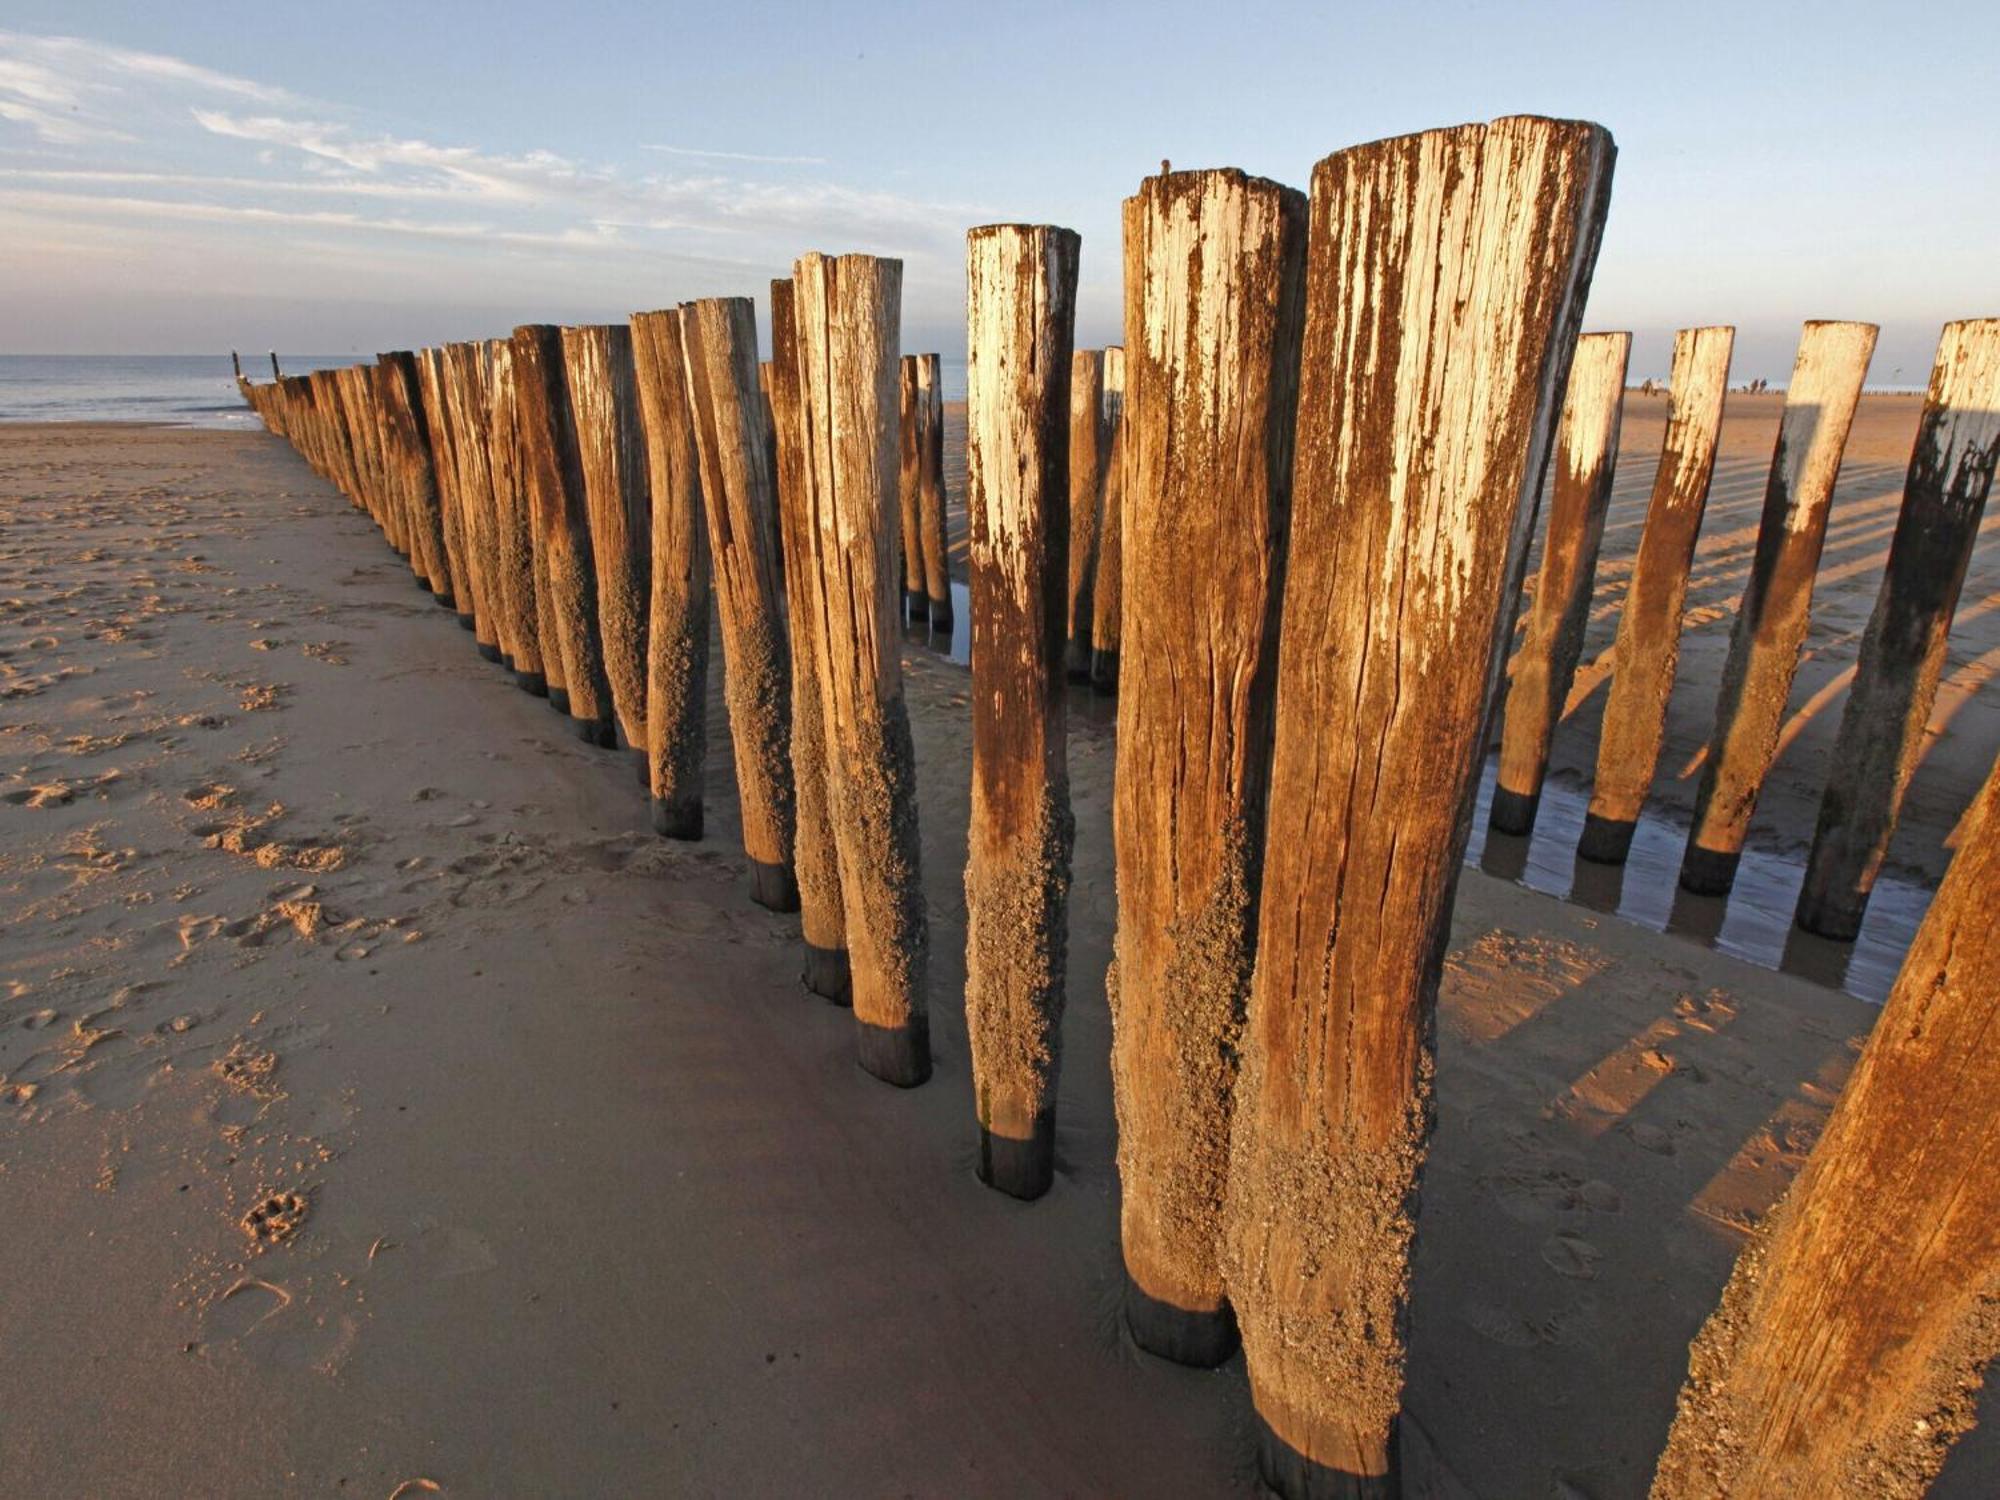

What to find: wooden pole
left=898, top=357, right=929, bottom=619
left=443, top=342, right=507, bottom=665
left=1490, top=330, right=1631, bottom=835
left=1679, top=321, right=1876, bottom=895
left=1064, top=348, right=1107, bottom=680
left=630, top=309, right=715, bottom=841
left=561, top=325, right=654, bottom=764
left=1223, top=116, right=1614, bottom=1495
left=679, top=297, right=799, bottom=912
left=1796, top=318, right=2000, bottom=938
left=768, top=278, right=851, bottom=998
left=1579, top=326, right=1734, bottom=863
left=963, top=222, right=1080, bottom=1200
left=378, top=350, right=454, bottom=609
left=1111, top=166, right=1308, bottom=1367
left=1653, top=749, right=2000, bottom=1498
left=514, top=323, right=614, bottom=744
left=415, top=347, right=478, bottom=632
left=483, top=338, right=551, bottom=693
left=792, top=250, right=931, bottom=1086
left=1091, top=344, right=1126, bottom=694
left=269, top=351, right=281, bottom=381
left=912, top=353, right=952, bottom=631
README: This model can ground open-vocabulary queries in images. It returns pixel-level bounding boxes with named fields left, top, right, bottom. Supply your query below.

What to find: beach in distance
left=0, top=396, right=1993, bottom=1497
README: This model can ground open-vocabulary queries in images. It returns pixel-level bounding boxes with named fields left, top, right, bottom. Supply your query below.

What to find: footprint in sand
left=202, top=1277, right=292, bottom=1341
left=241, top=1190, right=310, bottom=1247
left=1540, top=1233, right=1604, bottom=1281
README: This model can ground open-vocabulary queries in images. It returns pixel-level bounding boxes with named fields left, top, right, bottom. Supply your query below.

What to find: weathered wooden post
left=898, top=358, right=929, bottom=620
left=415, top=347, right=477, bottom=632
left=1679, top=321, right=1877, bottom=895
left=1064, top=347, right=1107, bottom=680
left=443, top=342, right=507, bottom=665
left=630, top=309, right=714, bottom=841
left=911, top=353, right=952, bottom=631
left=269, top=351, right=281, bottom=381
left=679, top=297, right=799, bottom=911
left=1223, top=117, right=1614, bottom=1495
left=1653, top=748, right=2000, bottom=1498
left=1796, top=318, right=2000, bottom=938
left=378, top=350, right=454, bottom=609
left=1489, top=330, right=1631, bottom=835
left=1578, top=326, right=1734, bottom=863
left=1091, top=344, right=1126, bottom=694
left=792, top=251, right=931, bottom=1085
left=1111, top=167, right=1308, bottom=1366
left=768, top=279, right=850, bottom=998
left=514, top=323, right=615, bottom=743
left=561, top=325, right=653, bottom=766
left=482, top=339, right=548, bottom=689
left=963, top=222, right=1080, bottom=1199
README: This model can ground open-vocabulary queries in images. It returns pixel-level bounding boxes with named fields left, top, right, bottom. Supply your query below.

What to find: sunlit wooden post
left=630, top=309, right=714, bottom=841
left=1064, top=347, right=1107, bottom=680
left=1796, top=318, right=2000, bottom=938
left=769, top=279, right=850, bottom=997
left=1224, top=117, right=1613, bottom=1496
left=561, top=325, right=653, bottom=767
left=484, top=338, right=551, bottom=692
left=1490, top=330, right=1631, bottom=835
left=378, top=350, right=454, bottom=609
left=793, top=251, right=931, bottom=1086
left=1092, top=345, right=1126, bottom=694
left=1654, top=749, right=2000, bottom=1498
left=415, top=347, right=477, bottom=633
left=1111, top=167, right=1307, bottom=1366
left=898, top=357, right=929, bottom=619
left=514, top=323, right=614, bottom=742
left=1680, top=321, right=1877, bottom=895
left=443, top=342, right=508, bottom=666
left=1579, top=326, right=1734, bottom=863
left=963, top=222, right=1080, bottom=1199
left=912, top=353, right=952, bottom=630
left=269, top=351, right=281, bottom=382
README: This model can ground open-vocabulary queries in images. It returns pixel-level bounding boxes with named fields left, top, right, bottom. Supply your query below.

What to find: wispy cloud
left=642, top=143, right=829, bottom=167
left=0, top=30, right=296, bottom=144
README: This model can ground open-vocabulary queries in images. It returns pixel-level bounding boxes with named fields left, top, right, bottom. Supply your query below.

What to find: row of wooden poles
left=234, top=114, right=2000, bottom=1499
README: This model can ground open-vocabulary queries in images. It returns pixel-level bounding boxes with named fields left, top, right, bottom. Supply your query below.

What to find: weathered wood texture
left=963, top=223, right=1080, bottom=1200
left=1091, top=345, right=1126, bottom=694
left=1490, top=330, right=1631, bottom=835
left=1222, top=117, right=1614, bottom=1495
left=483, top=338, right=548, bottom=688
left=378, top=350, right=454, bottom=607
left=1064, top=347, right=1107, bottom=679
left=1110, top=167, right=1308, bottom=1367
left=514, top=323, right=613, bottom=739
left=679, top=296, right=799, bottom=912
left=1796, top=318, right=2000, bottom=938
left=1579, top=326, right=1734, bottom=863
left=443, top=341, right=508, bottom=664
left=792, top=251, right=931, bottom=1086
left=561, top=325, right=653, bottom=758
left=911, top=353, right=952, bottom=628
left=1679, top=321, right=1877, bottom=895
left=630, top=309, right=714, bottom=842
left=1652, top=750, right=2000, bottom=1499
left=768, top=279, right=850, bottom=998
left=898, top=356, right=929, bottom=616
left=415, top=347, right=478, bottom=631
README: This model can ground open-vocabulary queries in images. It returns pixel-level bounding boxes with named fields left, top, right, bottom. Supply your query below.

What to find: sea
left=0, top=354, right=370, bottom=429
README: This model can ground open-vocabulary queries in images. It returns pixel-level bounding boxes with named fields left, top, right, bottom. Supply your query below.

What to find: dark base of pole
left=1254, top=1411, right=1399, bottom=1500
left=431, top=589, right=454, bottom=609
left=1090, top=652, right=1119, bottom=695
left=546, top=686, right=568, bottom=715
left=903, top=587, right=927, bottom=621
left=1064, top=647, right=1093, bottom=683
left=575, top=715, right=616, bottom=748
left=1487, top=783, right=1540, bottom=838
left=749, top=859, right=801, bottom=913
left=926, top=594, right=953, bottom=632
left=477, top=641, right=503, bottom=663
left=513, top=669, right=547, bottom=697
left=650, top=796, right=703, bottom=841
left=1795, top=887, right=1867, bottom=943
left=630, top=748, right=650, bottom=788
left=1679, top=842, right=1741, bottom=897
left=856, top=1016, right=931, bottom=1088
left=978, top=1115, right=1055, bottom=1200
left=803, top=943, right=851, bottom=1005
left=1576, top=811, right=1635, bottom=865
left=1122, top=1276, right=1238, bottom=1367
left=456, top=613, right=477, bottom=632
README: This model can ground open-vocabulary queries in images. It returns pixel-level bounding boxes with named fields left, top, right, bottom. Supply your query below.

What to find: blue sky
left=0, top=1, right=1992, bottom=383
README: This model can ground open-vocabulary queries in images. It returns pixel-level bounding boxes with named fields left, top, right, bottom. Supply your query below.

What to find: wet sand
left=0, top=418, right=1994, bottom=1497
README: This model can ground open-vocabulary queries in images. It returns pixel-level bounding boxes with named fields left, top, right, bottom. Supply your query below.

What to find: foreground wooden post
left=415, top=347, right=478, bottom=632
left=963, top=222, right=1080, bottom=1199
left=1490, top=330, right=1631, bottom=835
left=1679, top=321, right=1876, bottom=895
left=910, top=353, right=952, bottom=630
left=378, top=350, right=454, bottom=609
left=515, top=323, right=614, bottom=743
left=768, top=279, right=850, bottom=997
left=679, top=297, right=799, bottom=911
left=1654, top=750, right=2000, bottom=1498
left=1579, top=326, right=1735, bottom=862
left=444, top=342, right=508, bottom=665
left=1112, top=167, right=1308, bottom=1366
left=1064, top=348, right=1107, bottom=679
left=1796, top=318, right=2000, bottom=938
left=1223, top=116, right=1614, bottom=1495
left=897, top=357, right=929, bottom=619
left=630, top=309, right=714, bottom=841
left=483, top=338, right=550, bottom=691
left=561, top=325, right=653, bottom=765
left=1091, top=345, right=1126, bottom=694
left=793, top=251, right=931, bottom=1086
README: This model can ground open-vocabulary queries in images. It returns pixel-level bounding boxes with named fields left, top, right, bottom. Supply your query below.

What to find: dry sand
left=0, top=416, right=1993, bottom=1497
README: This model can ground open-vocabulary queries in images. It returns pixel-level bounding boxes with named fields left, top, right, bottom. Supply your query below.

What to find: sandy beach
left=1, top=414, right=1994, bottom=1497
